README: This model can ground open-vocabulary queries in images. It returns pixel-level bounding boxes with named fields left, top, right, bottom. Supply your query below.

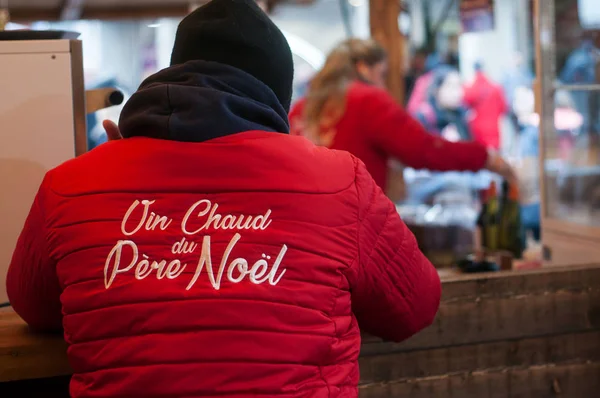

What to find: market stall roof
left=7, top=0, right=316, bottom=22
left=8, top=0, right=191, bottom=21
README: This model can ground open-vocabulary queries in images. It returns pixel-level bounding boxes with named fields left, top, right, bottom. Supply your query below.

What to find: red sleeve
left=288, top=99, right=306, bottom=137
left=498, top=87, right=509, bottom=115
left=462, top=84, right=476, bottom=107
left=345, top=159, right=441, bottom=342
left=362, top=88, right=488, bottom=172
left=6, top=174, right=62, bottom=332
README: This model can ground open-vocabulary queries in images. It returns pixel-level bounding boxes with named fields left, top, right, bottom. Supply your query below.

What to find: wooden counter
left=359, top=264, right=600, bottom=397
left=1, top=265, right=599, bottom=397
left=0, top=310, right=70, bottom=383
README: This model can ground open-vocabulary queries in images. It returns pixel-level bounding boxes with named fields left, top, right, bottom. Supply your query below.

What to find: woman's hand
left=102, top=120, right=123, bottom=141
left=485, top=150, right=518, bottom=185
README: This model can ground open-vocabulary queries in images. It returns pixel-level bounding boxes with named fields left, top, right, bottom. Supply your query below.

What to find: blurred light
left=348, top=0, right=364, bottom=7
left=148, top=23, right=161, bottom=28
left=281, top=29, right=325, bottom=70
left=398, top=12, right=411, bottom=35
left=5, top=22, right=28, bottom=30
left=30, top=21, right=51, bottom=30
left=579, top=0, right=600, bottom=29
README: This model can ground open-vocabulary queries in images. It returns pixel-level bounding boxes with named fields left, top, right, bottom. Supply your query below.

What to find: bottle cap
left=488, top=181, right=497, bottom=197
left=508, top=183, right=520, bottom=201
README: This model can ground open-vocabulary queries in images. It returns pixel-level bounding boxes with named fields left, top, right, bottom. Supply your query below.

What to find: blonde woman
left=289, top=38, right=516, bottom=192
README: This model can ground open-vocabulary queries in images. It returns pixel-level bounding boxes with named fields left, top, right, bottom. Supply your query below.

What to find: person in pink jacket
left=406, top=53, right=443, bottom=115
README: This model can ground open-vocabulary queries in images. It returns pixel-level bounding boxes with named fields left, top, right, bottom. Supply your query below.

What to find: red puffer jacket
left=7, top=62, right=441, bottom=398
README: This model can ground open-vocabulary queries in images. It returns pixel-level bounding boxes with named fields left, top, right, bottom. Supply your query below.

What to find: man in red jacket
left=7, top=0, right=441, bottom=397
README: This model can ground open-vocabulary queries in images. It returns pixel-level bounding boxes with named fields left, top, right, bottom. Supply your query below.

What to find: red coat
left=463, top=72, right=508, bottom=150
left=289, top=82, right=489, bottom=191
left=7, top=61, right=441, bottom=398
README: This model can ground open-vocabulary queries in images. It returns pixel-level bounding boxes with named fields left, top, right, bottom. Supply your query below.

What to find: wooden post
left=0, top=8, right=9, bottom=31
left=370, top=0, right=406, bottom=202
left=369, top=0, right=404, bottom=104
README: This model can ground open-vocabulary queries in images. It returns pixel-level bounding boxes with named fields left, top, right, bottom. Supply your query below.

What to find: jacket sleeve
left=288, top=99, right=306, bottom=137
left=362, top=88, right=489, bottom=172
left=345, top=159, right=441, bottom=342
left=499, top=88, right=509, bottom=115
left=462, top=84, right=476, bottom=108
left=6, top=174, right=62, bottom=332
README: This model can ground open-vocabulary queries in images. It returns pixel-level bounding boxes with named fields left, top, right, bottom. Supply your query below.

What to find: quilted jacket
left=7, top=61, right=441, bottom=397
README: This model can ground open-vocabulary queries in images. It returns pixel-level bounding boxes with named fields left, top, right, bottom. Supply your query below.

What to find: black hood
left=118, top=61, right=290, bottom=143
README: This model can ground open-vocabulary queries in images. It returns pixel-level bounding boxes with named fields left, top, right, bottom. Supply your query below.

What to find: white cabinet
left=0, top=39, right=86, bottom=302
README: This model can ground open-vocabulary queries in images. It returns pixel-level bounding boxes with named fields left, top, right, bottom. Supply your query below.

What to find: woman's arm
left=363, top=87, right=489, bottom=172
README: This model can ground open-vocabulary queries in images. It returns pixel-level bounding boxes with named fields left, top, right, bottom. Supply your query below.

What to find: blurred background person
left=553, top=89, right=585, bottom=160
left=501, top=52, right=534, bottom=134
left=560, top=39, right=599, bottom=134
left=289, top=38, right=516, bottom=199
left=404, top=47, right=429, bottom=104
left=406, top=52, right=445, bottom=115
left=412, top=65, right=471, bottom=142
left=502, top=52, right=534, bottom=109
left=511, top=86, right=541, bottom=242
left=463, top=61, right=508, bottom=150
left=510, top=87, right=584, bottom=243
left=408, top=66, right=497, bottom=205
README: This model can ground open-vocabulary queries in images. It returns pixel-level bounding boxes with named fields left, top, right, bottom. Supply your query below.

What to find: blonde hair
left=303, top=38, right=386, bottom=146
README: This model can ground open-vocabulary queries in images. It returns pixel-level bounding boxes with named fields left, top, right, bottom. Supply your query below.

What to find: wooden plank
left=0, top=312, right=70, bottom=383
left=438, top=265, right=600, bottom=302
left=8, top=0, right=309, bottom=22
left=363, top=265, right=600, bottom=345
left=79, top=5, right=189, bottom=20
left=358, top=361, right=600, bottom=398
left=362, top=288, right=600, bottom=353
left=1, top=266, right=599, bottom=383
left=359, top=330, right=600, bottom=383
left=8, top=5, right=189, bottom=22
